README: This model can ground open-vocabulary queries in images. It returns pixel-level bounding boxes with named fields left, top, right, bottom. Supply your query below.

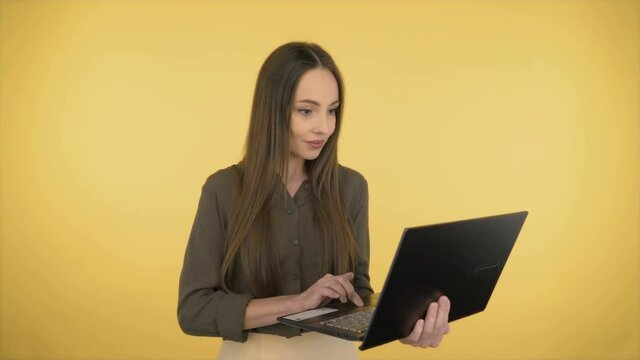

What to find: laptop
left=277, top=211, right=528, bottom=350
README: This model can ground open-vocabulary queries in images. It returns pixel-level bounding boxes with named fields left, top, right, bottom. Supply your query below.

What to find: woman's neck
left=284, top=157, right=307, bottom=198
left=286, top=156, right=307, bottom=184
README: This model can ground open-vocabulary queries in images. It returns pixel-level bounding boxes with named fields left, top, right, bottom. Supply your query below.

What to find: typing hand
left=294, top=272, right=364, bottom=312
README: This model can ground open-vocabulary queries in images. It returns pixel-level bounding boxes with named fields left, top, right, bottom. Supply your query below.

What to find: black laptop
left=277, top=211, right=528, bottom=350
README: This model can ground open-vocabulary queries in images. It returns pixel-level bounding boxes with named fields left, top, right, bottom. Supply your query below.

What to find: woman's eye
left=329, top=108, right=338, bottom=115
left=298, top=109, right=312, bottom=115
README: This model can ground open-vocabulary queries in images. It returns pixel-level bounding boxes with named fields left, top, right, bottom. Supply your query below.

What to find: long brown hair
left=220, top=42, right=358, bottom=297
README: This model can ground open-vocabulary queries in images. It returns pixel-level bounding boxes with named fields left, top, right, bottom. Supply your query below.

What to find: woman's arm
left=242, top=295, right=299, bottom=329
left=243, top=272, right=364, bottom=329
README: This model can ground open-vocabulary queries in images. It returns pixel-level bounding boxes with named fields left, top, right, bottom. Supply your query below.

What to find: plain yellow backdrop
left=1, top=0, right=638, bottom=359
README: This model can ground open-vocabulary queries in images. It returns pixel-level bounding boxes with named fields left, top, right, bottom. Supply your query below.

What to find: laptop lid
left=359, top=211, right=528, bottom=350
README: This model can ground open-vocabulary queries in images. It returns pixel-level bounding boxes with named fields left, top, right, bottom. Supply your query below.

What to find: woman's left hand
left=399, top=295, right=451, bottom=348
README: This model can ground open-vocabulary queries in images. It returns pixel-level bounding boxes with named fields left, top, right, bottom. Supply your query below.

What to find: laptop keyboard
left=319, top=308, right=374, bottom=334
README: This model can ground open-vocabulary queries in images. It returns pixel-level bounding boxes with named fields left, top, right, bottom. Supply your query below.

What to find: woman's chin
left=304, top=153, right=323, bottom=161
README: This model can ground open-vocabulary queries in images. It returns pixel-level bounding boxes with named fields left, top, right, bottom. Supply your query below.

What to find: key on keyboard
left=319, top=308, right=374, bottom=334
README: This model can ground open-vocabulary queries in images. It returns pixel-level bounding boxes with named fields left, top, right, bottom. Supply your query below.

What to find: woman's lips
left=305, top=140, right=325, bottom=149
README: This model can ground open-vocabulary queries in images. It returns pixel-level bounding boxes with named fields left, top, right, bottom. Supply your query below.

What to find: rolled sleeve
left=216, top=292, right=254, bottom=342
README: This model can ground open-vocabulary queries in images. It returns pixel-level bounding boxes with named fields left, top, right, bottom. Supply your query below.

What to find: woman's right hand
left=294, top=272, right=364, bottom=312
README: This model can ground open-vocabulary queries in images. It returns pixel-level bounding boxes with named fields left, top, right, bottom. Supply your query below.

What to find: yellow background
left=1, top=0, right=638, bottom=359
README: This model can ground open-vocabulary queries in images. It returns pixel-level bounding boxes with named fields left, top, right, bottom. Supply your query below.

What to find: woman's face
left=289, top=68, right=339, bottom=162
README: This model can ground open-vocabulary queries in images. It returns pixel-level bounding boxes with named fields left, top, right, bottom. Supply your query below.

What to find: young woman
left=177, top=42, right=451, bottom=359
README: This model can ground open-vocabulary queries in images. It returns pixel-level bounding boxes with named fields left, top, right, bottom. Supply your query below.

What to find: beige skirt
left=217, top=331, right=359, bottom=360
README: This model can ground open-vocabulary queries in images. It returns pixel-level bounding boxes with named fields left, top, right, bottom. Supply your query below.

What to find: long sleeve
left=177, top=174, right=254, bottom=343
left=351, top=176, right=374, bottom=298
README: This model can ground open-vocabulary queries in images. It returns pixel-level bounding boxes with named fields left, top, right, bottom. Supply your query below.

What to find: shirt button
left=304, top=183, right=310, bottom=189
left=292, top=239, right=299, bottom=245
left=287, top=209, right=294, bottom=215
left=292, top=274, right=299, bottom=281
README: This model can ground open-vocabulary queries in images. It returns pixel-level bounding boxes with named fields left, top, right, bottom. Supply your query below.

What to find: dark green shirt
left=177, top=163, right=374, bottom=343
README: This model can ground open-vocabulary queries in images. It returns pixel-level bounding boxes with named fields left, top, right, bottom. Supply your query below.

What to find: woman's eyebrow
left=297, top=99, right=340, bottom=106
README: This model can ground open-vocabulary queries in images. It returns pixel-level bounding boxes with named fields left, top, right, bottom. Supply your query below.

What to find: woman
left=177, top=41, right=451, bottom=359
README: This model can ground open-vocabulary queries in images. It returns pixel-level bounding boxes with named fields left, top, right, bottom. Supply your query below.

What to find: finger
left=317, top=273, right=334, bottom=285
left=317, top=273, right=339, bottom=286
left=430, top=334, right=443, bottom=348
left=351, top=291, right=364, bottom=307
left=336, top=278, right=356, bottom=303
left=335, top=274, right=355, bottom=292
left=336, top=274, right=363, bottom=306
left=316, top=274, right=340, bottom=289
left=444, top=323, right=451, bottom=335
left=403, top=318, right=424, bottom=344
left=324, top=282, right=348, bottom=303
left=319, top=297, right=332, bottom=307
left=317, top=287, right=341, bottom=301
left=339, top=273, right=363, bottom=306
left=422, top=301, right=438, bottom=337
left=342, top=272, right=354, bottom=280
left=433, top=296, right=451, bottom=334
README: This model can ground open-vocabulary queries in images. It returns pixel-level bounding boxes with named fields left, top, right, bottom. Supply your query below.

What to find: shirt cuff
left=215, top=292, right=254, bottom=342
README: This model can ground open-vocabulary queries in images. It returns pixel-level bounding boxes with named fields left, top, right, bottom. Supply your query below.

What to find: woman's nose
left=314, top=113, right=333, bottom=134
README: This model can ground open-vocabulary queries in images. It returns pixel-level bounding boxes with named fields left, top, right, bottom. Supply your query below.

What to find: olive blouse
left=177, top=163, right=374, bottom=343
